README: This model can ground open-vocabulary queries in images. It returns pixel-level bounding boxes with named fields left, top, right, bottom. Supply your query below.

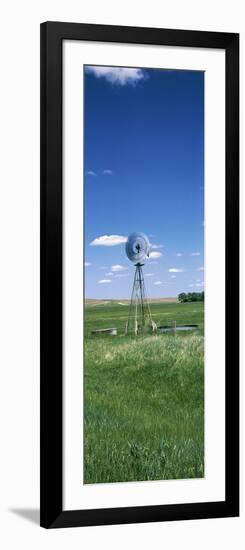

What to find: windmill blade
left=125, top=232, right=151, bottom=263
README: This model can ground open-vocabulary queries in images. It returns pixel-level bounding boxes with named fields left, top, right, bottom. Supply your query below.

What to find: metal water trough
left=91, top=327, right=117, bottom=336
left=158, top=324, right=198, bottom=333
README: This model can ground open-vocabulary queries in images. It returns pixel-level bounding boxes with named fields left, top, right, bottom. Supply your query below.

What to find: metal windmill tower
left=125, top=232, right=157, bottom=336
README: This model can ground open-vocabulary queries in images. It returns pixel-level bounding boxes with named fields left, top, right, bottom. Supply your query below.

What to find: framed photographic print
left=40, top=22, right=239, bottom=528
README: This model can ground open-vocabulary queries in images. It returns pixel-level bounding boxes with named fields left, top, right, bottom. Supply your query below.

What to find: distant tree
left=178, top=292, right=187, bottom=303
left=178, top=291, right=204, bottom=303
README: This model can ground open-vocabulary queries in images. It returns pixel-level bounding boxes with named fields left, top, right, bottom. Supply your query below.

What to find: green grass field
left=84, top=300, right=204, bottom=484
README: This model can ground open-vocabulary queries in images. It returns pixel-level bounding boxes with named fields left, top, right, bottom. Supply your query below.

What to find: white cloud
left=151, top=244, right=163, bottom=249
left=111, top=264, right=128, bottom=272
left=176, top=253, right=182, bottom=257
left=189, top=284, right=194, bottom=288
left=196, top=266, right=204, bottom=271
left=103, top=169, right=113, bottom=175
left=90, top=235, right=127, bottom=247
left=148, top=261, right=158, bottom=265
left=195, top=282, right=204, bottom=287
left=85, top=170, right=96, bottom=176
left=98, top=279, right=112, bottom=284
left=148, top=251, right=162, bottom=259
left=145, top=273, right=154, bottom=277
left=85, top=261, right=92, bottom=267
left=105, top=272, right=113, bottom=276
left=115, top=273, right=129, bottom=278
left=86, top=66, right=146, bottom=86
left=168, top=268, right=185, bottom=273
left=154, top=281, right=162, bottom=285
left=170, top=275, right=176, bottom=279
left=191, top=252, right=201, bottom=256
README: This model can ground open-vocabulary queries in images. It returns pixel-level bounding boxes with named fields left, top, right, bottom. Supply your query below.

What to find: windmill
left=125, top=232, right=157, bottom=336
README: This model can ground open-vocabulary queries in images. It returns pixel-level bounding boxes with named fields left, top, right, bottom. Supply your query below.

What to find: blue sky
left=84, top=65, right=204, bottom=299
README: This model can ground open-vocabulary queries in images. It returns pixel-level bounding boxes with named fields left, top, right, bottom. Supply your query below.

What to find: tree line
left=178, top=291, right=204, bottom=303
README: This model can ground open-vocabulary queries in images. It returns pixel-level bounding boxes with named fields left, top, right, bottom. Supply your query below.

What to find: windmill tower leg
left=125, top=263, right=155, bottom=335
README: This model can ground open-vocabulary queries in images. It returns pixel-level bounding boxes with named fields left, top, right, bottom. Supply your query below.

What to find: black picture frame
left=40, top=21, right=239, bottom=529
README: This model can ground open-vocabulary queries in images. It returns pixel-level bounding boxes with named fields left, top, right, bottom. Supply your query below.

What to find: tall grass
left=84, top=333, right=204, bottom=484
